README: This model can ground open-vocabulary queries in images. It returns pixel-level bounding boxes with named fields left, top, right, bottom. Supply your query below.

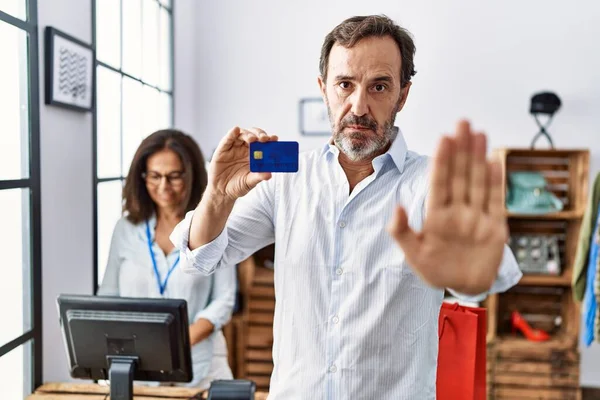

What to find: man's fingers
left=249, top=127, right=271, bottom=142
left=238, top=127, right=278, bottom=144
left=214, top=126, right=242, bottom=153
left=451, top=120, right=472, bottom=204
left=487, top=157, right=505, bottom=219
left=239, top=128, right=260, bottom=144
left=387, top=206, right=421, bottom=261
left=428, top=135, right=452, bottom=208
left=469, top=133, right=487, bottom=209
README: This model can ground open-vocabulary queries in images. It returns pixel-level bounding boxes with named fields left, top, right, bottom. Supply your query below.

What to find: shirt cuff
left=170, top=210, right=229, bottom=275
left=193, top=309, right=226, bottom=331
left=488, top=267, right=523, bottom=294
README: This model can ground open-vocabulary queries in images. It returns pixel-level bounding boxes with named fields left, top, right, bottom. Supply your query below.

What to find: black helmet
left=530, top=92, right=561, bottom=116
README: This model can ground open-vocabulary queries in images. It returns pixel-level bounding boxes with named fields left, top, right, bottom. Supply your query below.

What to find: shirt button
left=335, top=268, right=343, bottom=276
left=339, top=221, right=346, bottom=228
left=329, top=364, right=337, bottom=373
left=332, top=315, right=340, bottom=324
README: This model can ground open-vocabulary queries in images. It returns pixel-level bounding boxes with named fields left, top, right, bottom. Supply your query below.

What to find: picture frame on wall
left=44, top=27, right=95, bottom=112
left=299, top=97, right=331, bottom=136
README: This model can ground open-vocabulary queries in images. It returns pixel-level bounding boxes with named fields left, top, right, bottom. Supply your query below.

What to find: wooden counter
left=27, top=382, right=268, bottom=400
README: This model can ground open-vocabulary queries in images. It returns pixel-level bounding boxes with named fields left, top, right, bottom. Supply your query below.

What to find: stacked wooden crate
left=224, top=244, right=276, bottom=393
left=485, top=148, right=589, bottom=400
left=243, top=266, right=275, bottom=392
left=489, top=337, right=580, bottom=399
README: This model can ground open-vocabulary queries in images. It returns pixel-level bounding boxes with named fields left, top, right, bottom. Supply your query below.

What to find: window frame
left=0, top=0, right=43, bottom=393
left=91, top=0, right=175, bottom=291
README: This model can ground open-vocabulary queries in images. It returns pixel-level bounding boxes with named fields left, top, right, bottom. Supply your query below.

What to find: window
left=0, top=0, right=42, bottom=397
left=93, top=0, right=174, bottom=287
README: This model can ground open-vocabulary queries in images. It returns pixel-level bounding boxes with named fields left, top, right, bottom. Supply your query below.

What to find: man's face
left=319, top=36, right=411, bottom=162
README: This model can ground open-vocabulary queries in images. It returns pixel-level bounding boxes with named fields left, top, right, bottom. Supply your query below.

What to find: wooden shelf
left=506, top=209, right=584, bottom=220
left=518, top=273, right=572, bottom=287
left=488, top=148, right=587, bottom=399
left=493, top=335, right=577, bottom=351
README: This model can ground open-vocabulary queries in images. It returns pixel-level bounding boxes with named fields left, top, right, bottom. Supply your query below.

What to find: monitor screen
left=56, top=294, right=193, bottom=383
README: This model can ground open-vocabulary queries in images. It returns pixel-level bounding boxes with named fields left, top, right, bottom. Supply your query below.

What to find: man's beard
left=328, top=101, right=399, bottom=162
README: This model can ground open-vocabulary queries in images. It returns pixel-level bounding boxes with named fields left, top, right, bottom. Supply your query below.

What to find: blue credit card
left=249, top=141, right=299, bottom=173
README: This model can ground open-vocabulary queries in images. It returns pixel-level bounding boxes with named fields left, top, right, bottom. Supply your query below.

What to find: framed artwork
left=299, top=97, right=331, bottom=136
left=44, top=27, right=95, bottom=112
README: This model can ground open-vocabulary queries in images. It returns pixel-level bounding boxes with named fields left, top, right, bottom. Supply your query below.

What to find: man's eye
left=339, top=82, right=351, bottom=89
left=374, top=84, right=386, bottom=92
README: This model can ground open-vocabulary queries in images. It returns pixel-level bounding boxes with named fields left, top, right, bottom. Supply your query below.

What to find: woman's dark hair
left=122, top=129, right=207, bottom=224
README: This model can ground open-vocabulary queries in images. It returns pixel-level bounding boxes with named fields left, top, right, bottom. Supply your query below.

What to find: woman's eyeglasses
left=142, top=171, right=185, bottom=187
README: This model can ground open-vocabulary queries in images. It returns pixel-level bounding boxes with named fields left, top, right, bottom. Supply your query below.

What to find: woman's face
left=144, top=148, right=186, bottom=211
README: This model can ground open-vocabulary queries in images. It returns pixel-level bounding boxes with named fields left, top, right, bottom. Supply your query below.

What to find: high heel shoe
left=511, top=311, right=550, bottom=342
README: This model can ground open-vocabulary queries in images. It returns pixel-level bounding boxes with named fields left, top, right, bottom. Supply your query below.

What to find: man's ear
left=397, top=82, right=412, bottom=111
left=318, top=75, right=326, bottom=99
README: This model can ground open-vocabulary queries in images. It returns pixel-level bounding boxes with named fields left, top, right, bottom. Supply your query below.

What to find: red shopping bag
left=436, top=302, right=487, bottom=400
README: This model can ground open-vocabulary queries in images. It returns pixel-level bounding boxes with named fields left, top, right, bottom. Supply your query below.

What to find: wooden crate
left=495, top=286, right=576, bottom=339
left=496, top=148, right=590, bottom=215
left=486, top=148, right=589, bottom=340
left=223, top=251, right=276, bottom=395
left=507, top=218, right=582, bottom=287
left=232, top=255, right=276, bottom=394
left=223, top=256, right=259, bottom=377
left=488, top=339, right=581, bottom=400
left=486, top=148, right=588, bottom=400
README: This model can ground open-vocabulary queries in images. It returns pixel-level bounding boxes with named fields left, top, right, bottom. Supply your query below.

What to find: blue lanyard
left=145, top=221, right=180, bottom=295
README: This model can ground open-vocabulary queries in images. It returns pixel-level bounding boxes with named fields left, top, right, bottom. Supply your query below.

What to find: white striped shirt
left=171, top=130, right=522, bottom=399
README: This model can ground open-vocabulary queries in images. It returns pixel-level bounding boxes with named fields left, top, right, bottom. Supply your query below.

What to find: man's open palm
left=388, top=120, right=508, bottom=295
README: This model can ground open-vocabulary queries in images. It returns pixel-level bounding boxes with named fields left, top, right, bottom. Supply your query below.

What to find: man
left=171, top=15, right=522, bottom=399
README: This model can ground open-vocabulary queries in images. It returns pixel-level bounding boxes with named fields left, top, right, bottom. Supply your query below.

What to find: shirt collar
left=320, top=126, right=408, bottom=173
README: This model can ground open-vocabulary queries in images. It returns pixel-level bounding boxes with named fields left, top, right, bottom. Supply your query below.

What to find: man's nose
left=349, top=88, right=369, bottom=117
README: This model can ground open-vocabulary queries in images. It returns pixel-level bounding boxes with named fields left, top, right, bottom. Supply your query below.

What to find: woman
left=98, top=129, right=235, bottom=388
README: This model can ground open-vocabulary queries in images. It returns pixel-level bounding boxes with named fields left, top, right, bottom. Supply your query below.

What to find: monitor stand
left=107, top=356, right=139, bottom=400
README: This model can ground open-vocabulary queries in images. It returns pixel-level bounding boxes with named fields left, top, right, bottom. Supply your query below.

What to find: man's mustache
left=340, top=115, right=378, bottom=131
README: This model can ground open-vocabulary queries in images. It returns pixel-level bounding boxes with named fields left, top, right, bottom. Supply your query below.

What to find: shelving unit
left=485, top=148, right=589, bottom=400
left=223, top=245, right=276, bottom=393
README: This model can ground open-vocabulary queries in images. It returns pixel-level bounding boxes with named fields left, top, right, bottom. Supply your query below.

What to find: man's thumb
left=387, top=206, right=420, bottom=257
left=245, top=172, right=272, bottom=190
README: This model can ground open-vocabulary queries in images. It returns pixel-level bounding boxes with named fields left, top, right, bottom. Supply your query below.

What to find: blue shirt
left=99, top=214, right=236, bottom=385
left=171, top=130, right=522, bottom=399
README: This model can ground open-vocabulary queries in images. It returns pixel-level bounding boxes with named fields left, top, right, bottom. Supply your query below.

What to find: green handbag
left=506, top=171, right=564, bottom=214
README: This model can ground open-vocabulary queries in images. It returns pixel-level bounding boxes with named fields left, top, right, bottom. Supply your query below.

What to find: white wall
left=38, top=0, right=94, bottom=383
left=173, top=0, right=196, bottom=136
left=175, top=0, right=600, bottom=386
left=179, top=0, right=600, bottom=167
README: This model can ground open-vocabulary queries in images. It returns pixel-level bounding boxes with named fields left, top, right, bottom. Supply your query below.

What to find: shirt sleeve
left=170, top=178, right=276, bottom=276
left=97, top=218, right=126, bottom=296
left=192, top=264, right=237, bottom=330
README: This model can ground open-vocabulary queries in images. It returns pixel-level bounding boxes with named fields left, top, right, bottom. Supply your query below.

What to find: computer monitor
left=56, top=294, right=193, bottom=400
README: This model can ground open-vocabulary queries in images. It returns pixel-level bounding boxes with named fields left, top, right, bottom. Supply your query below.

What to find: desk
left=27, top=383, right=269, bottom=400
